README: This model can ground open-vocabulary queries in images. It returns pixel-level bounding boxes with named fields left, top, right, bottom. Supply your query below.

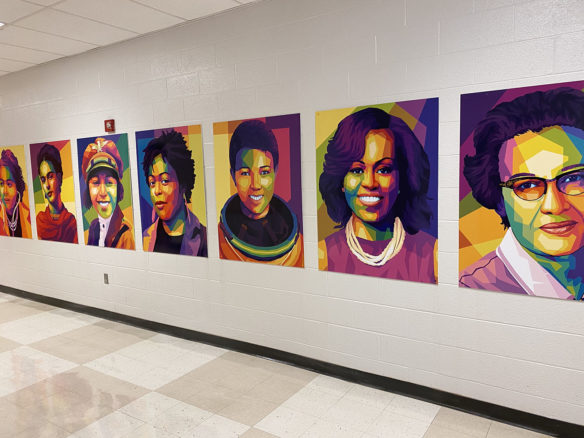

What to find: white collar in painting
left=98, top=215, right=112, bottom=247
left=496, top=230, right=573, bottom=300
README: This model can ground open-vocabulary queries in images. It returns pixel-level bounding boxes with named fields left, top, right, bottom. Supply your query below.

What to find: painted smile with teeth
left=358, top=195, right=382, bottom=206
left=98, top=201, right=109, bottom=208
left=250, top=195, right=263, bottom=201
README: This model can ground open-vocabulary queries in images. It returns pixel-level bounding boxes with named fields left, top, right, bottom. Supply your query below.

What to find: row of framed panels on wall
left=1, top=80, right=583, bottom=302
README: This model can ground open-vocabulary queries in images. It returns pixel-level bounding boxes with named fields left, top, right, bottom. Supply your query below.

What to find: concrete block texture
left=1, top=0, right=583, bottom=426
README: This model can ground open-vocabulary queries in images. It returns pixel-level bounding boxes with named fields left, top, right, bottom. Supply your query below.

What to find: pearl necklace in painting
left=7, top=192, right=20, bottom=236
left=345, top=216, right=405, bottom=267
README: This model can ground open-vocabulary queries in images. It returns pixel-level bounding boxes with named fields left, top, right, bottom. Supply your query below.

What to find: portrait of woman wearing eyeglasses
left=460, top=87, right=584, bottom=300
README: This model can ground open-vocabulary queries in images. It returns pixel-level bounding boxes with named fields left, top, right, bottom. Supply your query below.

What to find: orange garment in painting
left=0, top=203, right=6, bottom=236
left=17, top=202, right=31, bottom=238
left=214, top=116, right=304, bottom=268
left=1, top=201, right=31, bottom=238
left=218, top=222, right=303, bottom=267
left=87, top=205, right=135, bottom=249
left=36, top=206, right=77, bottom=243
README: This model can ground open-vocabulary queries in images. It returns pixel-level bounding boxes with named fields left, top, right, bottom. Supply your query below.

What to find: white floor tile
left=118, top=340, right=219, bottom=373
left=88, top=342, right=216, bottom=390
left=322, top=395, right=386, bottom=432
left=0, top=311, right=92, bottom=344
left=0, top=346, right=76, bottom=394
left=69, top=411, right=144, bottom=438
left=255, top=406, right=318, bottom=438
left=342, top=384, right=396, bottom=409
left=120, top=392, right=182, bottom=422
left=191, top=414, right=250, bottom=437
left=0, top=294, right=555, bottom=438
left=149, top=400, right=213, bottom=437
left=121, top=423, right=178, bottom=438
left=300, top=418, right=363, bottom=438
left=366, top=411, right=431, bottom=438
left=148, top=334, right=227, bottom=357
left=281, top=386, right=343, bottom=417
left=385, top=394, right=441, bottom=424
left=305, top=375, right=354, bottom=397
left=84, top=352, right=152, bottom=383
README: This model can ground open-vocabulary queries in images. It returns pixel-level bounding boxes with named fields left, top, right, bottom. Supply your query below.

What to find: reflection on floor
left=0, top=292, right=551, bottom=438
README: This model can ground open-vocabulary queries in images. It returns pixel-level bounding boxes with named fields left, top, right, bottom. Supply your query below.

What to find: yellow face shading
left=343, top=129, right=399, bottom=226
left=39, top=160, right=61, bottom=208
left=148, top=154, right=182, bottom=222
left=233, top=148, right=275, bottom=219
left=0, top=166, right=18, bottom=215
left=88, top=171, right=118, bottom=219
left=498, top=125, right=584, bottom=256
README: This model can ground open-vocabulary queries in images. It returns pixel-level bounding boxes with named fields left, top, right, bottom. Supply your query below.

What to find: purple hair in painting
left=464, top=87, right=584, bottom=227
left=460, top=84, right=584, bottom=300
left=229, top=120, right=280, bottom=173
left=319, top=107, right=432, bottom=234
left=141, top=130, right=196, bottom=200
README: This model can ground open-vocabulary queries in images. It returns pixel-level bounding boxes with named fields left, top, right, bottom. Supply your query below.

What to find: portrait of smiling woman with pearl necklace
left=318, top=106, right=437, bottom=283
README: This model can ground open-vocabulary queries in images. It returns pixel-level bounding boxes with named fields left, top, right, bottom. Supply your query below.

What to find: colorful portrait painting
left=30, top=140, right=78, bottom=243
left=316, top=100, right=438, bottom=283
left=0, top=145, right=32, bottom=238
left=136, top=126, right=207, bottom=257
left=77, top=134, right=135, bottom=250
left=214, top=114, right=304, bottom=267
left=459, top=81, right=584, bottom=301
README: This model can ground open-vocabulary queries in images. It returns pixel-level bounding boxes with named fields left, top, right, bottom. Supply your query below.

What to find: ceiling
left=0, top=0, right=257, bottom=76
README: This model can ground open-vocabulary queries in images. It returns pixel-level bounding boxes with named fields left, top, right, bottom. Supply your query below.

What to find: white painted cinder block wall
left=1, top=0, right=583, bottom=425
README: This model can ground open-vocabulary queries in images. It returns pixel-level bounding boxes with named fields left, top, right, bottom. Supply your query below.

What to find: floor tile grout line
left=0, top=287, right=575, bottom=437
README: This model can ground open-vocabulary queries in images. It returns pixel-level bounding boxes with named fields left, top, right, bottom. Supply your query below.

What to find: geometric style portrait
left=459, top=81, right=584, bottom=300
left=0, top=145, right=32, bottom=238
left=213, top=114, right=304, bottom=267
left=135, top=126, right=207, bottom=257
left=30, top=140, right=78, bottom=243
left=76, top=134, right=135, bottom=250
left=316, top=99, right=439, bottom=283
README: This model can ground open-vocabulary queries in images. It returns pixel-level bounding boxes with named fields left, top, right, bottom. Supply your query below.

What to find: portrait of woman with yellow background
left=30, top=140, right=78, bottom=243
left=136, top=126, right=207, bottom=257
left=214, top=115, right=303, bottom=267
left=460, top=82, right=584, bottom=300
left=0, top=145, right=32, bottom=239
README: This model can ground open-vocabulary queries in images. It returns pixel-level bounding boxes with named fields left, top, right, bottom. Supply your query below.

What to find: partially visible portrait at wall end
left=0, top=145, right=32, bottom=239
left=459, top=81, right=584, bottom=301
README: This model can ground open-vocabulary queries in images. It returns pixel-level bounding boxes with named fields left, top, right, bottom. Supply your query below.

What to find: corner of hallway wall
left=1, top=0, right=584, bottom=425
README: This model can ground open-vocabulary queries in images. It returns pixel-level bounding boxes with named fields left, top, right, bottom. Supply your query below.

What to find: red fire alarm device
left=104, top=119, right=115, bottom=133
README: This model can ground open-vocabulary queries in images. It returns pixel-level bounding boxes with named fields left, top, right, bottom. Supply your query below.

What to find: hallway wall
left=1, top=0, right=583, bottom=425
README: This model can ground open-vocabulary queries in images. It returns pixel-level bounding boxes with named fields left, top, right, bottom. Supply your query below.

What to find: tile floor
left=0, top=292, right=553, bottom=438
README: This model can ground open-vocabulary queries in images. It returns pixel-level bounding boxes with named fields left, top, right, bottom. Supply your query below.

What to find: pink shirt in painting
left=460, top=230, right=574, bottom=299
left=324, top=228, right=436, bottom=283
